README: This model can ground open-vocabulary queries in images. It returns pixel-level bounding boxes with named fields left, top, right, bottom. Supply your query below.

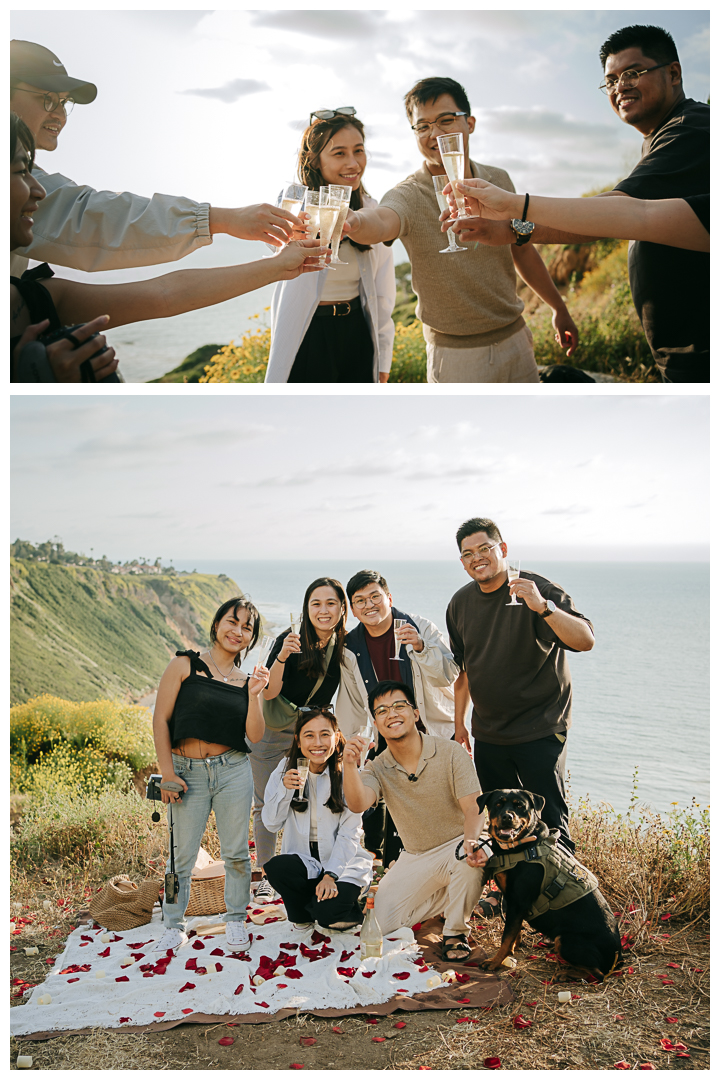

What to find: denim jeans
left=163, top=749, right=253, bottom=930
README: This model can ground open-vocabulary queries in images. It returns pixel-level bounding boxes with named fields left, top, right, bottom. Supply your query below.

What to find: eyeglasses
left=410, top=111, right=468, bottom=135
left=310, top=106, right=357, bottom=123
left=460, top=541, right=502, bottom=562
left=298, top=704, right=335, bottom=716
left=599, top=63, right=670, bottom=94
left=373, top=700, right=414, bottom=720
left=12, top=87, right=75, bottom=115
left=352, top=591, right=386, bottom=610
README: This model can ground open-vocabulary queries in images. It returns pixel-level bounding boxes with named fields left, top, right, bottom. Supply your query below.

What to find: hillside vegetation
left=10, top=560, right=243, bottom=705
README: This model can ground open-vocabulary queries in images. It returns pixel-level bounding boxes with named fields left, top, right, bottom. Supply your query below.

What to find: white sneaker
left=254, top=878, right=276, bottom=903
left=225, top=920, right=252, bottom=951
left=293, top=921, right=314, bottom=930
left=153, top=927, right=188, bottom=954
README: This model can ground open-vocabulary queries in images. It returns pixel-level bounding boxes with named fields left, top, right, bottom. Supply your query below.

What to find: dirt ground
left=10, top=910, right=709, bottom=1071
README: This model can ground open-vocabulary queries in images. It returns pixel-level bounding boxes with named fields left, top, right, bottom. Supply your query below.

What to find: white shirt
left=265, top=197, right=396, bottom=382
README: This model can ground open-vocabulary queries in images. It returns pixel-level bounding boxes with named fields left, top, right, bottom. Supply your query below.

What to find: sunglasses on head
left=309, top=106, right=356, bottom=123
left=298, top=704, right=335, bottom=717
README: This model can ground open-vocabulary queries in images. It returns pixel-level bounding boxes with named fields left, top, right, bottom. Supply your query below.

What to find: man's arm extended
left=342, top=736, right=379, bottom=813
left=458, top=791, right=489, bottom=868
left=512, top=244, right=579, bottom=356
left=344, top=206, right=402, bottom=246
left=449, top=189, right=634, bottom=247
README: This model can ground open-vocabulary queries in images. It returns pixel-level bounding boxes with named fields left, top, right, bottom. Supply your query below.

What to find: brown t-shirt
left=446, top=573, right=593, bottom=746
left=359, top=734, right=481, bottom=854
left=364, top=624, right=395, bottom=684
left=379, top=160, right=525, bottom=348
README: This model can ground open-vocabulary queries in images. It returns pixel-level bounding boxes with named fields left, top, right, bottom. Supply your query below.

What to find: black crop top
left=169, top=651, right=251, bottom=753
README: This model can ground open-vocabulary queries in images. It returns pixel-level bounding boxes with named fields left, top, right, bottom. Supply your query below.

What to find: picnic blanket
left=12, top=912, right=513, bottom=1040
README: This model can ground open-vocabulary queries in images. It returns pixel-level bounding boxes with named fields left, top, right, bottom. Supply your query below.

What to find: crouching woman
left=262, top=706, right=372, bottom=930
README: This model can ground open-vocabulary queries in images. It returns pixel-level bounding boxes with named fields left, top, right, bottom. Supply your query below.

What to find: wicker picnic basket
left=185, top=861, right=227, bottom=917
left=88, top=875, right=161, bottom=931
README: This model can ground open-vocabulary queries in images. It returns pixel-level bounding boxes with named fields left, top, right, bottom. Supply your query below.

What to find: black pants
left=473, top=734, right=575, bottom=853
left=288, top=306, right=374, bottom=383
left=264, top=854, right=364, bottom=927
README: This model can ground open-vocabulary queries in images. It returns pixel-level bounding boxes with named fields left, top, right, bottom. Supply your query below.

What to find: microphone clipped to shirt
left=407, top=773, right=418, bottom=782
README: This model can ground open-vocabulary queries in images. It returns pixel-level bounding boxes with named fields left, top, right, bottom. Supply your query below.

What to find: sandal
left=475, top=895, right=505, bottom=919
left=441, top=934, right=472, bottom=962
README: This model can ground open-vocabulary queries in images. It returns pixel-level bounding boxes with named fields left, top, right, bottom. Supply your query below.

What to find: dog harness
left=486, top=830, right=599, bottom=920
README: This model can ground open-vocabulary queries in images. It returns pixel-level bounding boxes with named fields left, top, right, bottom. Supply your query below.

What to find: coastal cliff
left=10, top=559, right=243, bottom=705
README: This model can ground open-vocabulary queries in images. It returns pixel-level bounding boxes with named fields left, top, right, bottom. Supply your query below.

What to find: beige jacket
left=11, top=165, right=212, bottom=277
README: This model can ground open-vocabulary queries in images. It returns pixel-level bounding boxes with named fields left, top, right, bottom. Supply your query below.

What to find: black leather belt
left=313, top=297, right=361, bottom=317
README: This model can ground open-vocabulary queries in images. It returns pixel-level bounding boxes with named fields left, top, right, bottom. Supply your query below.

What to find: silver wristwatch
left=540, top=599, right=557, bottom=619
left=510, top=192, right=535, bottom=246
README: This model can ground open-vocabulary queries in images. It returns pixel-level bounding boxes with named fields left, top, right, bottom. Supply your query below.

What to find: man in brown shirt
left=344, top=680, right=488, bottom=962
left=447, top=517, right=595, bottom=853
left=343, top=76, right=579, bottom=382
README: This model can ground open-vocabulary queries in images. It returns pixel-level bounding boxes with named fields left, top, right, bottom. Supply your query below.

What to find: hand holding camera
left=159, top=775, right=187, bottom=804
left=39, top=315, right=120, bottom=382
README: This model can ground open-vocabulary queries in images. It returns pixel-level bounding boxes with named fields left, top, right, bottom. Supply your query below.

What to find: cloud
left=179, top=78, right=271, bottom=102
left=479, top=106, right=623, bottom=151
left=250, top=10, right=381, bottom=41
left=541, top=506, right=590, bottom=516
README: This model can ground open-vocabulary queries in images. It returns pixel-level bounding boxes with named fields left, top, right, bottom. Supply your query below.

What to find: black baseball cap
left=10, top=40, right=97, bottom=103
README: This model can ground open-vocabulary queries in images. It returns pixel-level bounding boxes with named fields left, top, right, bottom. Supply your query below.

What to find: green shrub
left=388, top=321, right=427, bottom=382
left=11, top=695, right=155, bottom=793
left=11, top=787, right=164, bottom=868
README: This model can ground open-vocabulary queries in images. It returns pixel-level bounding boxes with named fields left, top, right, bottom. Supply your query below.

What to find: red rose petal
left=366, top=1018, right=378, bottom=1025
left=211, top=948, right=225, bottom=956
left=332, top=1026, right=344, bottom=1034
left=675, top=1053, right=691, bottom=1060
left=418, top=1067, right=431, bottom=1070
left=371, top=1036, right=386, bottom=1042
left=192, top=940, right=205, bottom=950
left=218, top=1037, right=235, bottom=1046
left=299, top=1037, right=317, bottom=1046
left=277, top=983, right=287, bottom=988
left=67, top=977, right=79, bottom=983
left=361, top=970, right=375, bottom=979
left=182, top=1008, right=193, bottom=1014
left=411, top=923, right=422, bottom=932
left=289, top=1066, right=304, bottom=1070
left=639, top=1066, right=657, bottom=1070
left=154, top=1012, right=166, bottom=1017
left=179, top=982, right=196, bottom=992
left=119, top=1018, right=131, bottom=1024
left=393, top=971, right=411, bottom=980
left=394, top=1021, right=407, bottom=1029
left=660, top=913, right=671, bottom=921
left=397, top=989, right=408, bottom=993
left=667, top=962, right=680, bottom=969
left=458, top=998, right=470, bottom=1004
left=614, top=1062, right=631, bottom=1070
left=115, top=975, right=130, bottom=982
left=257, top=1001, right=268, bottom=1008
left=234, top=984, right=244, bottom=996
left=484, top=1059, right=502, bottom=1070
left=457, top=1017, right=472, bottom=1024
left=513, top=1015, right=532, bottom=1030
left=666, top=1017, right=679, bottom=1023
left=98, top=947, right=110, bottom=958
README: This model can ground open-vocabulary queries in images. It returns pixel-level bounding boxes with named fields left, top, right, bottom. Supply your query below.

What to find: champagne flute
left=292, top=755, right=310, bottom=809
left=290, top=611, right=301, bottom=635
left=327, top=184, right=353, bottom=264
left=436, top=133, right=469, bottom=219
left=506, top=559, right=521, bottom=606
left=432, top=174, right=466, bottom=254
left=254, top=634, right=276, bottom=670
left=392, top=618, right=408, bottom=660
left=263, top=181, right=307, bottom=256
left=304, top=191, right=336, bottom=270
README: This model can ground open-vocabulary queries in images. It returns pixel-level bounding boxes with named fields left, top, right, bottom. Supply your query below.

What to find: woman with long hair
left=250, top=578, right=348, bottom=902
left=265, top=108, right=396, bottom=383
left=151, top=597, right=269, bottom=954
left=262, top=706, right=372, bottom=930
left=10, top=114, right=323, bottom=380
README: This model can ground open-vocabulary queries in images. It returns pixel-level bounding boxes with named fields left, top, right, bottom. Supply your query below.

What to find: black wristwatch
left=540, top=599, right=557, bottom=619
left=510, top=193, right=535, bottom=246
left=325, top=871, right=338, bottom=882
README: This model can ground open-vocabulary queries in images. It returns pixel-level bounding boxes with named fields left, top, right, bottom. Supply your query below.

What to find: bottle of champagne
left=359, top=893, right=383, bottom=959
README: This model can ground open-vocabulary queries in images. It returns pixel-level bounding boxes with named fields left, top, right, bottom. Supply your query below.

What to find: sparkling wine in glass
left=290, top=611, right=301, bottom=635
left=263, top=181, right=307, bottom=256
left=327, top=184, right=353, bottom=264
left=436, top=133, right=468, bottom=219
left=432, top=174, right=466, bottom=254
left=506, top=559, right=521, bottom=607
left=392, top=618, right=408, bottom=660
left=304, top=191, right=336, bottom=270
left=292, top=755, right=310, bottom=808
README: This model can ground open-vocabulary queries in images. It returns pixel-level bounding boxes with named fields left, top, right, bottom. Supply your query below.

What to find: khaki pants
left=373, top=835, right=484, bottom=938
left=425, top=324, right=540, bottom=383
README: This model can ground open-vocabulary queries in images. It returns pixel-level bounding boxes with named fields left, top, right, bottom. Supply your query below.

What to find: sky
left=10, top=394, right=709, bottom=564
left=11, top=8, right=710, bottom=221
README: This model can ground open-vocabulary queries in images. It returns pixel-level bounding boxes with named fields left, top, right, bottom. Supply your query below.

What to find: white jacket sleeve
left=409, top=615, right=460, bottom=688
left=260, top=761, right=295, bottom=833
left=12, top=168, right=212, bottom=272
left=335, top=651, right=373, bottom=739
left=322, top=805, right=367, bottom=881
left=372, top=241, right=396, bottom=374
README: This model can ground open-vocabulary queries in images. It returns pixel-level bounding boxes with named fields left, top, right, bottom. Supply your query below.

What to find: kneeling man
left=344, top=680, right=487, bottom=961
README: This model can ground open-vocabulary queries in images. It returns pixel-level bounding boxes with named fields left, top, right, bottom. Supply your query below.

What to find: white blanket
left=10, top=909, right=435, bottom=1036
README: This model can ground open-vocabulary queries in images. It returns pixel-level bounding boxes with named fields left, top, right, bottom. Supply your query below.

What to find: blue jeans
left=163, top=750, right=253, bottom=931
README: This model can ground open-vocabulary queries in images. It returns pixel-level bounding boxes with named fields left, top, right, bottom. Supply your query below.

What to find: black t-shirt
left=267, top=628, right=340, bottom=708
left=614, top=97, right=709, bottom=383
left=446, top=573, right=593, bottom=746
left=685, top=193, right=710, bottom=232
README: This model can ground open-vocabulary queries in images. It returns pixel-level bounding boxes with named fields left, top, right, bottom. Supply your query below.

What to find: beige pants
left=425, top=324, right=540, bottom=383
left=373, top=835, right=484, bottom=938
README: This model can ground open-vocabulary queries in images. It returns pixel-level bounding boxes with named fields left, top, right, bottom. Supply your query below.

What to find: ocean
left=171, top=559, right=709, bottom=818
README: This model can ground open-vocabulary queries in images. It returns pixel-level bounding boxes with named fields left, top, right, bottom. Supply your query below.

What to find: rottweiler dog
left=477, top=789, right=621, bottom=982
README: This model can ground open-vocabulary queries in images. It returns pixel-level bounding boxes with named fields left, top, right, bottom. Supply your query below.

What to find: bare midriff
left=172, top=737, right=233, bottom=759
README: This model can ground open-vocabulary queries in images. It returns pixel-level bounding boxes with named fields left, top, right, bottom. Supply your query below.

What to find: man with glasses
left=453, top=26, right=709, bottom=383
left=336, top=569, right=459, bottom=865
left=343, top=76, right=578, bottom=382
left=447, top=518, right=594, bottom=854
left=10, top=40, right=304, bottom=277
left=343, top=680, right=488, bottom=960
